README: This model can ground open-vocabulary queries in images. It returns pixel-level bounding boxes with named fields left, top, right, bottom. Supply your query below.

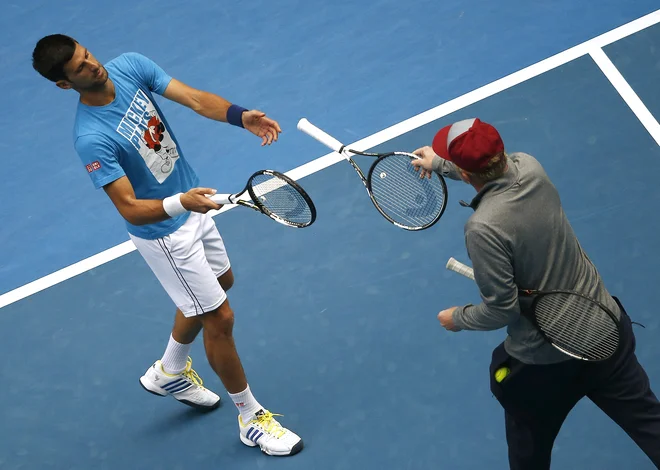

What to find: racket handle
left=208, top=193, right=234, bottom=205
left=297, top=118, right=345, bottom=154
left=446, top=257, right=475, bottom=280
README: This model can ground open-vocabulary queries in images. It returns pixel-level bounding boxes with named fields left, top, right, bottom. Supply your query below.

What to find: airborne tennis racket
left=297, top=118, right=448, bottom=231
left=209, top=169, right=316, bottom=228
left=445, top=257, right=621, bottom=361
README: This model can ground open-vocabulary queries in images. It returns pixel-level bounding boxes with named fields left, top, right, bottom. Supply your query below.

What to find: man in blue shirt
left=32, top=34, right=302, bottom=457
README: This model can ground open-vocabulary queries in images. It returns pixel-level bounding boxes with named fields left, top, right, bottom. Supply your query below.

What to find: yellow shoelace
left=252, top=411, right=286, bottom=438
left=181, top=357, right=204, bottom=387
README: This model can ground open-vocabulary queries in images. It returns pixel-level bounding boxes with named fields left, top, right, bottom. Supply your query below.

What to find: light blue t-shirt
left=73, top=52, right=199, bottom=239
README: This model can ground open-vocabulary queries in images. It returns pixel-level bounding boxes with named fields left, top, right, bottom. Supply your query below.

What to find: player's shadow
left=135, top=401, right=224, bottom=438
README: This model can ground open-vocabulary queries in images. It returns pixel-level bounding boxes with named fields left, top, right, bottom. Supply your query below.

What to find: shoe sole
left=240, top=434, right=304, bottom=457
left=139, top=377, right=221, bottom=412
left=139, top=376, right=167, bottom=397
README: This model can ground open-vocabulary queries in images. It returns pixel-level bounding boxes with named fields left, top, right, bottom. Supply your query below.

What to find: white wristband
left=162, top=193, right=187, bottom=217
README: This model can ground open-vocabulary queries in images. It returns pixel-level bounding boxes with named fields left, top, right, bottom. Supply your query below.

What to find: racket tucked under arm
left=445, top=257, right=622, bottom=361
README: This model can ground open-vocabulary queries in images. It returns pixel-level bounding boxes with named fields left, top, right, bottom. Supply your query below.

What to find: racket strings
left=534, top=293, right=619, bottom=360
left=250, top=174, right=313, bottom=225
left=369, top=155, right=446, bottom=228
left=537, top=302, right=615, bottom=357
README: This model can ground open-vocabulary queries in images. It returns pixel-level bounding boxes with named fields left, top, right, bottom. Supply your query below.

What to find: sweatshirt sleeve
left=452, top=221, right=521, bottom=331
left=432, top=155, right=464, bottom=181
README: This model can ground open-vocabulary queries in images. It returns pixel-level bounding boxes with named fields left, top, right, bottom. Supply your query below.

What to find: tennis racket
left=445, top=257, right=621, bottom=361
left=297, top=118, right=448, bottom=231
left=209, top=169, right=316, bottom=228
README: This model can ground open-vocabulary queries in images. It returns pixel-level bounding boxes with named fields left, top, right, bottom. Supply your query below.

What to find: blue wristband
left=227, top=104, right=248, bottom=128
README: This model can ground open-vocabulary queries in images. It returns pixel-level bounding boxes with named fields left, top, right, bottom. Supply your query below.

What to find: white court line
left=286, top=8, right=660, bottom=181
left=590, top=47, right=660, bottom=146
left=1, top=9, right=659, bottom=310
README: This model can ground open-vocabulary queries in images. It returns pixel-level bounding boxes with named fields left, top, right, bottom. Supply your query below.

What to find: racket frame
left=522, top=288, right=622, bottom=361
left=297, top=118, right=448, bottom=230
left=211, top=169, right=316, bottom=228
left=363, top=151, right=448, bottom=230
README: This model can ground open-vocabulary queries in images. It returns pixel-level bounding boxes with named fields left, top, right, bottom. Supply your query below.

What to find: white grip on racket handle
left=446, top=257, right=475, bottom=280
left=208, top=193, right=233, bottom=205
left=297, top=118, right=345, bottom=154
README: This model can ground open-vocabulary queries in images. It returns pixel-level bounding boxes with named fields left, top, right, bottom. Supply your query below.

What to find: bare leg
left=169, top=268, right=235, bottom=345
left=199, top=297, right=247, bottom=393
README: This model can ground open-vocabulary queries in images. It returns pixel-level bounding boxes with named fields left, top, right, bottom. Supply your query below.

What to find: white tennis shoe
left=139, top=357, right=221, bottom=411
left=239, top=409, right=303, bottom=456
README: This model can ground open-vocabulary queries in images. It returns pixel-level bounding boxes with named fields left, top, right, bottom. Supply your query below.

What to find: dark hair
left=32, top=34, right=78, bottom=82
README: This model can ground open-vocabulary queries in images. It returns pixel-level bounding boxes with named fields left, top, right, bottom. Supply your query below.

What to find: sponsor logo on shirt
left=86, top=161, right=101, bottom=173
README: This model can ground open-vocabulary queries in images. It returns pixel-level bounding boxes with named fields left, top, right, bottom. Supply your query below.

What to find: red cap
left=431, top=118, right=504, bottom=172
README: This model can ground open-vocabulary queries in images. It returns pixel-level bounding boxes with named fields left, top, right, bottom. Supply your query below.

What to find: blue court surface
left=2, top=2, right=660, bottom=469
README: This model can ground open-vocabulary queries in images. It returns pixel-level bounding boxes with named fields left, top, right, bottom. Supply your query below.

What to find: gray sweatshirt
left=432, top=152, right=621, bottom=365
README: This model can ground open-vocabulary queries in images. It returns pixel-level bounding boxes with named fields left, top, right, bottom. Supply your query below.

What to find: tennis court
left=1, top=2, right=660, bottom=469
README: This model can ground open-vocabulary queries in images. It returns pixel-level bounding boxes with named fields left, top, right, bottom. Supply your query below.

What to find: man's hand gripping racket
left=208, top=169, right=316, bottom=228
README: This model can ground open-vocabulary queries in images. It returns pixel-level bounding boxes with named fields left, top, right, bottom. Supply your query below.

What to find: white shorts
left=130, top=211, right=231, bottom=317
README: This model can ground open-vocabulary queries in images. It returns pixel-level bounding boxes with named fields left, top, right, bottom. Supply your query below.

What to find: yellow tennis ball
left=495, top=367, right=510, bottom=383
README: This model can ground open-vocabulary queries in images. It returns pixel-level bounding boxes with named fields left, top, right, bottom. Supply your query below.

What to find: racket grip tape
left=208, top=193, right=234, bottom=205
left=297, top=118, right=345, bottom=154
left=446, top=257, right=476, bottom=280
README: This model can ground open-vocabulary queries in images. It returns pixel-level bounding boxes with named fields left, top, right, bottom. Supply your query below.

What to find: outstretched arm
left=162, top=78, right=281, bottom=146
